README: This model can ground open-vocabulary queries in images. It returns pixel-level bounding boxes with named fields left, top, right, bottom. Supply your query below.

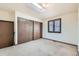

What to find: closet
left=18, top=17, right=33, bottom=44
left=0, top=21, right=14, bottom=48
left=34, top=21, right=42, bottom=40
left=18, top=17, right=42, bottom=44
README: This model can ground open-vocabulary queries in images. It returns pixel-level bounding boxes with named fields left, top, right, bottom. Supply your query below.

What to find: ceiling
left=28, top=3, right=78, bottom=19
left=0, top=3, right=78, bottom=20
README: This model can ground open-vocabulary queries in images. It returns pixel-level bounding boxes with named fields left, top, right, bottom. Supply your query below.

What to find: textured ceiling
left=28, top=3, right=78, bottom=19
left=0, top=3, right=78, bottom=20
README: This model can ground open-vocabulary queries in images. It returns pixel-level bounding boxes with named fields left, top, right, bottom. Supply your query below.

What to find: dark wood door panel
left=0, top=21, right=14, bottom=48
left=18, top=17, right=33, bottom=44
left=34, top=21, right=42, bottom=40
left=18, top=17, right=42, bottom=44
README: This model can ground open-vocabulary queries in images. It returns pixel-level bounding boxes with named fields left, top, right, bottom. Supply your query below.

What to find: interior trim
left=43, top=38, right=77, bottom=46
left=0, top=20, right=14, bottom=22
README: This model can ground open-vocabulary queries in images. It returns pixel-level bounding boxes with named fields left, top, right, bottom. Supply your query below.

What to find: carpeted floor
left=0, top=38, right=77, bottom=56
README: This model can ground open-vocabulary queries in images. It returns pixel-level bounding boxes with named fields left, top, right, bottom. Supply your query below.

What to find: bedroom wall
left=78, top=6, right=79, bottom=51
left=43, top=12, right=78, bottom=45
left=0, top=9, right=14, bottom=21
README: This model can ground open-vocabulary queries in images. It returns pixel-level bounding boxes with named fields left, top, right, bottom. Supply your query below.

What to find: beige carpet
left=0, top=38, right=77, bottom=56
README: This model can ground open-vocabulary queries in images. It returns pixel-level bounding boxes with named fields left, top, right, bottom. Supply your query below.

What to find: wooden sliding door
left=18, top=17, right=33, bottom=44
left=0, top=21, right=14, bottom=48
left=33, top=21, right=42, bottom=40
left=18, top=17, right=42, bottom=44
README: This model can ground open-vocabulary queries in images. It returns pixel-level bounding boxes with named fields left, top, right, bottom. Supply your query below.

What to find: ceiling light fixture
left=33, top=3, right=43, bottom=9
left=42, top=3, right=49, bottom=8
left=33, top=3, right=49, bottom=9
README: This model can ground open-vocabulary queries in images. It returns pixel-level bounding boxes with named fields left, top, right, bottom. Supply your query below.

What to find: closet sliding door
left=0, top=21, right=14, bottom=48
left=18, top=17, right=42, bottom=44
left=34, top=21, right=42, bottom=40
left=18, top=17, right=33, bottom=44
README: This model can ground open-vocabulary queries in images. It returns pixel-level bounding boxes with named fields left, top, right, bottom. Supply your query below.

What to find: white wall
left=15, top=11, right=42, bottom=22
left=0, top=9, right=14, bottom=21
left=43, top=12, right=78, bottom=45
left=78, top=6, right=79, bottom=51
